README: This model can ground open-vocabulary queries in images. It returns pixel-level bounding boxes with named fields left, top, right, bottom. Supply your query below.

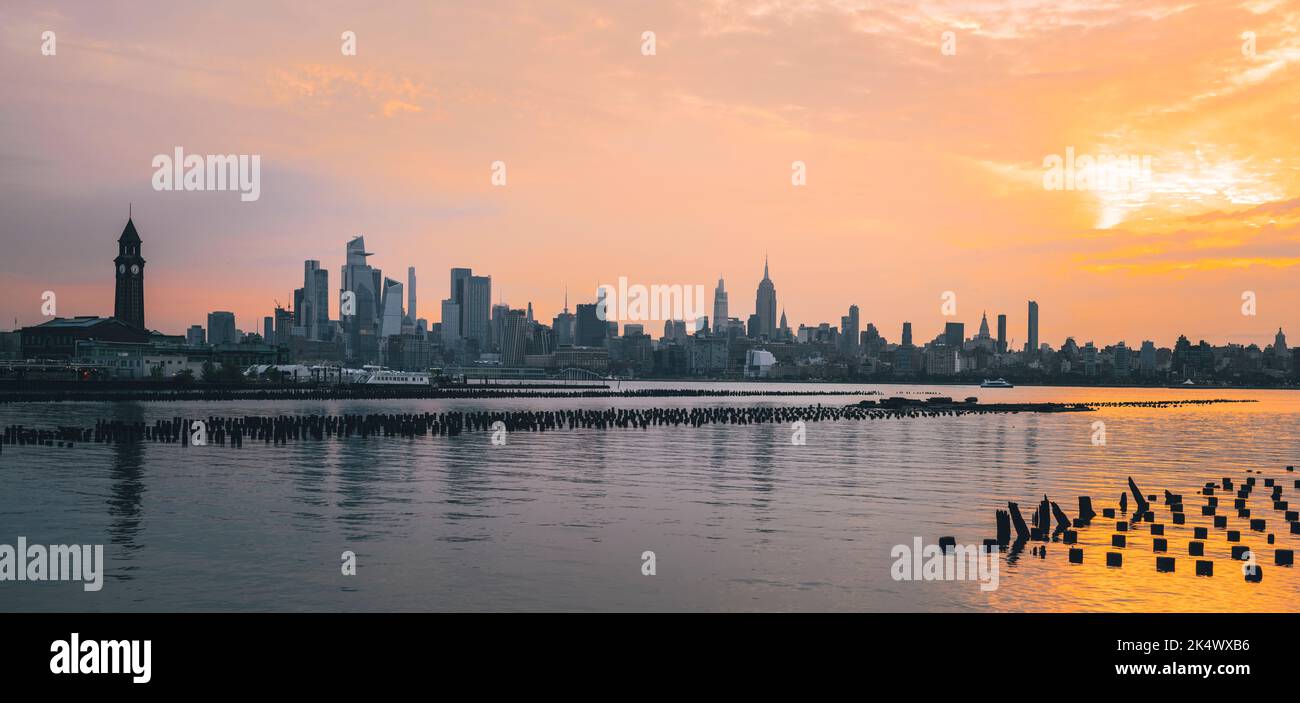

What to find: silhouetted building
left=754, top=256, right=777, bottom=338
left=712, top=277, right=728, bottom=334
left=501, top=309, right=529, bottom=366
left=944, top=322, right=964, bottom=348
left=1027, top=300, right=1039, bottom=356
left=113, top=216, right=146, bottom=330
left=207, top=311, right=237, bottom=346
left=341, top=236, right=382, bottom=362
left=576, top=303, right=606, bottom=347
left=20, top=316, right=151, bottom=358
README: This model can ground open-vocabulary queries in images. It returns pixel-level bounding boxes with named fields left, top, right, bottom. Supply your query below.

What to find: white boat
left=980, top=378, right=1014, bottom=388
left=350, top=366, right=430, bottom=385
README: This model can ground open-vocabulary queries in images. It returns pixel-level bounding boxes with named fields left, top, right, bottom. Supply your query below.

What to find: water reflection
left=107, top=403, right=146, bottom=572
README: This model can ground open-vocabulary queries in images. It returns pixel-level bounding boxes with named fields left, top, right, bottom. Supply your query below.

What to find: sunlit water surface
left=1, top=383, right=1297, bottom=612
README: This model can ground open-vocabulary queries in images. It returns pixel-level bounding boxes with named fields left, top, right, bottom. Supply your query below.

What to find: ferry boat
left=980, top=378, right=1014, bottom=388
left=350, top=366, right=431, bottom=385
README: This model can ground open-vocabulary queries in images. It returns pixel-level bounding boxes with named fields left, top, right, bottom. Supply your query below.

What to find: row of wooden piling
left=0, top=402, right=1089, bottom=451
left=975, top=467, right=1298, bottom=583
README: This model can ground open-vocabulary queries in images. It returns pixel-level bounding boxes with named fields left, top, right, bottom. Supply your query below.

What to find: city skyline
left=2, top=2, right=1298, bottom=344
left=10, top=213, right=1296, bottom=358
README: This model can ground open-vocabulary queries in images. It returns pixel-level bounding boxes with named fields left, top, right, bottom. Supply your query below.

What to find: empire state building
left=113, top=216, right=146, bottom=330
left=754, top=255, right=777, bottom=339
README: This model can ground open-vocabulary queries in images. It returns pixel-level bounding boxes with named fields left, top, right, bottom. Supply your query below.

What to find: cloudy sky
left=1, top=0, right=1297, bottom=347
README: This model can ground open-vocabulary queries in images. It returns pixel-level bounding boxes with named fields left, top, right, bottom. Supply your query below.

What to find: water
left=1, top=383, right=1298, bottom=612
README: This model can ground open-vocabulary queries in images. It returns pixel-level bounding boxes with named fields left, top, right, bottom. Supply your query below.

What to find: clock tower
left=113, top=215, right=146, bottom=330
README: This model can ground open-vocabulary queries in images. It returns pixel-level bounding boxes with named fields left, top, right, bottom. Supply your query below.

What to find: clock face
left=130, top=264, right=140, bottom=275
left=118, top=264, right=125, bottom=274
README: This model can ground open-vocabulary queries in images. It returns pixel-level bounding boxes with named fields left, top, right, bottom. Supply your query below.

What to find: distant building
left=500, top=309, right=529, bottom=366
left=1027, top=300, right=1039, bottom=356
left=925, top=345, right=959, bottom=375
left=1113, top=341, right=1131, bottom=376
left=186, top=325, right=206, bottom=347
left=441, top=299, right=462, bottom=348
left=688, top=335, right=728, bottom=375
left=113, top=217, right=146, bottom=330
left=1139, top=340, right=1157, bottom=374
left=20, top=317, right=152, bottom=358
left=298, top=260, right=329, bottom=341
left=553, top=346, right=608, bottom=372
left=273, top=307, right=294, bottom=349
left=341, top=236, right=382, bottom=363
left=207, top=311, right=237, bottom=346
left=407, top=266, right=417, bottom=325
left=575, top=303, right=606, bottom=347
left=380, top=277, right=404, bottom=337
left=712, top=277, right=728, bottom=334
left=553, top=290, right=575, bottom=346
left=996, top=314, right=1007, bottom=353
left=841, top=305, right=860, bottom=354
left=745, top=348, right=776, bottom=378
left=944, top=322, right=964, bottom=349
left=754, top=256, right=778, bottom=339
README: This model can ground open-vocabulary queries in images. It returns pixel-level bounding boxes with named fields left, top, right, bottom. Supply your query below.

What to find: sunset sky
left=1, top=0, right=1297, bottom=348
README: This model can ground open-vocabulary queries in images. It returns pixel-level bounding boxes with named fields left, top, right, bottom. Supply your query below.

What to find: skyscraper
left=301, top=260, right=329, bottom=341
left=491, top=303, right=510, bottom=353
left=576, top=303, right=606, bottom=347
left=449, top=267, right=491, bottom=349
left=440, top=298, right=461, bottom=347
left=901, top=321, right=913, bottom=346
left=207, top=311, right=236, bottom=346
left=380, top=277, right=404, bottom=337
left=996, top=314, right=1007, bottom=353
left=553, top=288, right=575, bottom=346
left=501, top=309, right=528, bottom=366
left=450, top=267, right=471, bottom=335
left=841, top=305, right=860, bottom=353
left=754, top=255, right=777, bottom=339
left=113, top=216, right=146, bottom=330
left=465, top=275, right=492, bottom=348
left=341, top=236, right=382, bottom=361
left=274, top=307, right=293, bottom=348
left=712, top=277, right=728, bottom=334
left=1027, top=300, right=1039, bottom=355
left=407, top=266, right=417, bottom=325
left=1139, top=340, right=1156, bottom=374
left=944, top=322, right=964, bottom=348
